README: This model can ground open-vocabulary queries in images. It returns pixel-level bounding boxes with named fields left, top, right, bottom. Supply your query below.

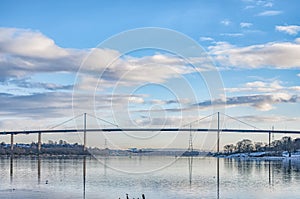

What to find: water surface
left=1, top=156, right=300, bottom=198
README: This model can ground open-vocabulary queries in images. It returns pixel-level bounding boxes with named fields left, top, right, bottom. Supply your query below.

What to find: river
left=1, top=156, right=300, bottom=198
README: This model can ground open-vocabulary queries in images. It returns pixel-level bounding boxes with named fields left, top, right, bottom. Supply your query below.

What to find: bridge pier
left=38, top=132, right=42, bottom=154
left=10, top=134, right=14, bottom=154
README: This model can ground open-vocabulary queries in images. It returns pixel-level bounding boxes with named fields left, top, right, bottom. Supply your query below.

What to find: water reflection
left=5, top=156, right=300, bottom=199
left=223, top=158, right=300, bottom=189
left=188, top=156, right=193, bottom=186
left=38, top=156, right=41, bottom=184
left=10, top=155, right=13, bottom=183
left=268, top=160, right=274, bottom=186
left=104, top=156, right=108, bottom=176
left=217, top=158, right=220, bottom=199
left=83, top=156, right=86, bottom=199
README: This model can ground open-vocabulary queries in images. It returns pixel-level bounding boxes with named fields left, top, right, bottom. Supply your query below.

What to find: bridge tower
left=217, top=112, right=220, bottom=153
left=188, top=124, right=193, bottom=152
left=83, top=113, right=87, bottom=151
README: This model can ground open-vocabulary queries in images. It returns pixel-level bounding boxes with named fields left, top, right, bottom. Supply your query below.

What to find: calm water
left=1, top=156, right=300, bottom=199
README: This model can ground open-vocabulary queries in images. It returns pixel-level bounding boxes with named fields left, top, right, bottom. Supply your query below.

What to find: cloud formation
left=209, top=40, right=300, bottom=69
left=220, top=19, right=231, bottom=26
left=276, top=25, right=300, bottom=35
left=0, top=28, right=200, bottom=89
left=257, top=10, right=282, bottom=16
left=196, top=93, right=298, bottom=111
left=240, top=22, right=253, bottom=28
left=0, top=28, right=83, bottom=81
left=1, top=27, right=299, bottom=130
left=226, top=80, right=300, bottom=93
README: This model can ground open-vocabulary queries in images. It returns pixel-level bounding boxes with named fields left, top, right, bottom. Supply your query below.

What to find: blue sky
left=0, top=0, right=300, bottom=150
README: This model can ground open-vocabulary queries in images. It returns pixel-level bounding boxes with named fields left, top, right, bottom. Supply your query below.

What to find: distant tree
left=271, top=139, right=282, bottom=151
left=224, top=144, right=235, bottom=154
left=293, top=138, right=300, bottom=151
left=223, top=136, right=300, bottom=156
left=281, top=136, right=293, bottom=157
left=254, top=142, right=266, bottom=152
left=236, top=139, right=254, bottom=153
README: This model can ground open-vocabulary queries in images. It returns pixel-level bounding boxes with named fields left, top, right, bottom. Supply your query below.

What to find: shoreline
left=217, top=151, right=300, bottom=161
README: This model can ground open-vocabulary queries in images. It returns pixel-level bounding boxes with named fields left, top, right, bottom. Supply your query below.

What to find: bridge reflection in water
left=7, top=155, right=300, bottom=198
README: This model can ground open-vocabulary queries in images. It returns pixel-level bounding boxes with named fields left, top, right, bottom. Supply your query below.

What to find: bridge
left=1, top=112, right=300, bottom=154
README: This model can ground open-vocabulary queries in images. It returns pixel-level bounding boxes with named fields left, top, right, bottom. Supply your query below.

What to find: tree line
left=223, top=136, right=300, bottom=156
left=0, top=140, right=89, bottom=155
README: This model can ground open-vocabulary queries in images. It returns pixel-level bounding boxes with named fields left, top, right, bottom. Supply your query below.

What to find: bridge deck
left=1, top=128, right=300, bottom=135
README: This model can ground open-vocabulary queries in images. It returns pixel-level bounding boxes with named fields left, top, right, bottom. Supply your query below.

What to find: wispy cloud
left=199, top=36, right=214, bottom=41
left=225, top=80, right=300, bottom=94
left=195, top=93, right=298, bottom=111
left=245, top=5, right=255, bottom=9
left=220, top=19, right=231, bottom=26
left=220, top=33, right=244, bottom=37
left=239, top=115, right=299, bottom=124
left=263, top=2, right=273, bottom=7
left=240, top=22, right=253, bottom=28
left=276, top=25, right=300, bottom=35
left=208, top=40, right=300, bottom=69
left=6, top=77, right=73, bottom=91
left=243, top=0, right=273, bottom=9
left=297, top=73, right=300, bottom=77
left=257, top=10, right=282, bottom=16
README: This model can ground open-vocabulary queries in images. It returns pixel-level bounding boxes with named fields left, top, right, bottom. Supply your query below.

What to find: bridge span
left=2, top=128, right=300, bottom=135
left=1, top=112, right=300, bottom=154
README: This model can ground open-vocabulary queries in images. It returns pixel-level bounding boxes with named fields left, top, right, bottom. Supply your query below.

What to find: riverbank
left=217, top=151, right=300, bottom=161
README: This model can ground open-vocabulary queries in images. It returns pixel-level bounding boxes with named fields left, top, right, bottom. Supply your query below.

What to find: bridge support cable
left=47, top=113, right=84, bottom=130
left=86, top=113, right=119, bottom=127
left=41, top=113, right=84, bottom=153
left=182, top=112, right=217, bottom=127
left=221, top=113, right=261, bottom=130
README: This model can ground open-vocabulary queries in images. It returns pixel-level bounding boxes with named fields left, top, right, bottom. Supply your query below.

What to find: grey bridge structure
left=1, top=112, right=300, bottom=154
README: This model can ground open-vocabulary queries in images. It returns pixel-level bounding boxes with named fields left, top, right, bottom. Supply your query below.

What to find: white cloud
left=226, top=80, right=286, bottom=93
left=240, top=115, right=300, bottom=124
left=220, top=19, right=231, bottom=26
left=0, top=27, right=211, bottom=128
left=196, top=93, right=298, bottom=111
left=243, top=1, right=273, bottom=9
left=199, top=36, right=214, bottom=41
left=0, top=27, right=200, bottom=89
left=297, top=73, right=300, bottom=77
left=257, top=10, right=282, bottom=16
left=229, top=78, right=300, bottom=94
left=240, top=22, right=253, bottom=28
left=245, top=5, right=255, bottom=9
left=276, top=25, right=300, bottom=35
left=264, top=2, right=273, bottom=7
left=208, top=40, right=300, bottom=69
left=295, top=38, right=300, bottom=43
left=221, top=33, right=244, bottom=37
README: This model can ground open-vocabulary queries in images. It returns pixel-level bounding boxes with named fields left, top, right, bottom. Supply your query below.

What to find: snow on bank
left=222, top=151, right=300, bottom=161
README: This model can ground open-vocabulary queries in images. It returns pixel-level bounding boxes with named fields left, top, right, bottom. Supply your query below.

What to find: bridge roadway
left=2, top=127, right=300, bottom=154
left=1, top=128, right=300, bottom=135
